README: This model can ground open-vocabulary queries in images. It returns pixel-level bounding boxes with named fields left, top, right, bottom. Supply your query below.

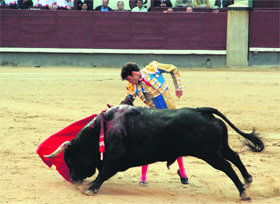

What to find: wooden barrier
left=0, top=9, right=227, bottom=50
left=249, top=9, right=280, bottom=48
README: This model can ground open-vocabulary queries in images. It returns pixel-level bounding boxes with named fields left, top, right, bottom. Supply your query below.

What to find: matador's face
left=126, top=71, right=141, bottom=85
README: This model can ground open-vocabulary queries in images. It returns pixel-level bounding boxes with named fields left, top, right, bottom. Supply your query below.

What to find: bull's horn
left=44, top=141, right=71, bottom=158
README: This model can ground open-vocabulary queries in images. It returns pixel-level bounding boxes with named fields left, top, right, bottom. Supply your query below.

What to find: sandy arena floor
left=0, top=66, right=279, bottom=204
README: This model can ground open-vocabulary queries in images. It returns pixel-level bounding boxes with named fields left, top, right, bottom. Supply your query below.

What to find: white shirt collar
left=140, top=71, right=146, bottom=81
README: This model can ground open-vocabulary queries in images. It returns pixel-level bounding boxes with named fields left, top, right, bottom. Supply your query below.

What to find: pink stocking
left=141, top=165, right=148, bottom=181
left=177, top=157, right=187, bottom=178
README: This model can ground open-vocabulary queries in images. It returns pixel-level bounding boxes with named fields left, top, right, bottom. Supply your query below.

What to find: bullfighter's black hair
left=121, top=62, right=140, bottom=80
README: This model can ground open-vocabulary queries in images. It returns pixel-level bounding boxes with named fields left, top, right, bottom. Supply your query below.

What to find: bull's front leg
left=85, top=158, right=120, bottom=195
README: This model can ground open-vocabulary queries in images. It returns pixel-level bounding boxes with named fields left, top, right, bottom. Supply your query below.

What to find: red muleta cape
left=36, top=114, right=97, bottom=182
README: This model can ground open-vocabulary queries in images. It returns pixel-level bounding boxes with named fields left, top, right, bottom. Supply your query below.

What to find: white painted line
left=0, top=47, right=226, bottom=55
left=250, top=47, right=280, bottom=52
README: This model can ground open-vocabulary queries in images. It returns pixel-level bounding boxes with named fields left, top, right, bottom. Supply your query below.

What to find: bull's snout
left=71, top=179, right=84, bottom=185
left=70, top=175, right=85, bottom=186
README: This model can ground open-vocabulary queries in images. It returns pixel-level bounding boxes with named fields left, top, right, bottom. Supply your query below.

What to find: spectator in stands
left=212, top=5, right=219, bottom=12
left=33, top=0, right=47, bottom=6
left=46, top=0, right=58, bottom=9
left=214, top=0, right=231, bottom=8
left=78, top=0, right=93, bottom=10
left=186, top=6, right=192, bottom=12
left=193, top=0, right=210, bottom=7
left=3, top=0, right=17, bottom=5
left=131, top=0, right=147, bottom=12
left=57, top=0, right=73, bottom=9
left=175, top=0, right=192, bottom=7
left=163, top=7, right=173, bottom=13
left=116, top=1, right=125, bottom=11
left=21, top=0, right=33, bottom=8
left=10, top=0, right=32, bottom=9
left=154, top=0, right=172, bottom=8
left=81, top=2, right=88, bottom=10
left=95, top=0, right=112, bottom=11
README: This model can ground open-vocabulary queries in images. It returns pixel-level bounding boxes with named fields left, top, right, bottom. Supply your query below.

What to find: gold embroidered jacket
left=122, top=61, right=183, bottom=109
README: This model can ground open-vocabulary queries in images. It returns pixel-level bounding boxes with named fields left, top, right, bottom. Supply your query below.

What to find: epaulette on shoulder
left=143, top=61, right=158, bottom=74
left=126, top=83, right=136, bottom=95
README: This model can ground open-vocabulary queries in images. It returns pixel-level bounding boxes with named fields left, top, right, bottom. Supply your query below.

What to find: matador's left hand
left=175, top=89, right=183, bottom=98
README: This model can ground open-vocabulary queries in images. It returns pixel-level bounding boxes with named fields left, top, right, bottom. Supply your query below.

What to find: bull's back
left=124, top=107, right=223, bottom=157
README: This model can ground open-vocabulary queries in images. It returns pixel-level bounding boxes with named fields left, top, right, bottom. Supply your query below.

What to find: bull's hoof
left=240, top=190, right=251, bottom=201
left=82, top=189, right=98, bottom=196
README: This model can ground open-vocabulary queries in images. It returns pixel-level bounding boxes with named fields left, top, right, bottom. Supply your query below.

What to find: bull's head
left=63, top=141, right=98, bottom=184
left=44, top=121, right=102, bottom=184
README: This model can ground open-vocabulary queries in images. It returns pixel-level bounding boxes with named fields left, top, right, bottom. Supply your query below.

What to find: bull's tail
left=197, top=107, right=264, bottom=152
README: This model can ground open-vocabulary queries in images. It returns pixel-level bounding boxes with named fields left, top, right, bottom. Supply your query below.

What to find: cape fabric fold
left=36, top=114, right=97, bottom=182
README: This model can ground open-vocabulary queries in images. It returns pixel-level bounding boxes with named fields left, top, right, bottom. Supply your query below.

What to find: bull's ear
left=107, top=104, right=113, bottom=108
left=44, top=141, right=71, bottom=158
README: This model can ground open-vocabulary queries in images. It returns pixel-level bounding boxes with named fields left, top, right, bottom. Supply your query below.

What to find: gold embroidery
left=143, top=63, right=157, bottom=74
left=131, top=62, right=182, bottom=108
left=127, top=83, right=136, bottom=95
left=162, top=91, right=176, bottom=109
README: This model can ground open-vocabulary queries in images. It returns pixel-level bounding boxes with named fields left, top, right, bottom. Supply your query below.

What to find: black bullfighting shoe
left=139, top=179, right=148, bottom=186
left=177, top=169, right=189, bottom=184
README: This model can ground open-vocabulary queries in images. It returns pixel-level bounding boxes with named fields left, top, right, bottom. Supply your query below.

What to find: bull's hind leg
left=220, top=145, right=252, bottom=187
left=201, top=154, right=250, bottom=200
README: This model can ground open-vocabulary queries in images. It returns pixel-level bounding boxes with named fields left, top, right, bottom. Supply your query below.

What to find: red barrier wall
left=2, top=9, right=279, bottom=50
left=0, top=10, right=227, bottom=50
left=249, top=10, right=280, bottom=48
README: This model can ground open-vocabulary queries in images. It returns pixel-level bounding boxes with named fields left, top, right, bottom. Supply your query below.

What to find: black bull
left=45, top=105, right=264, bottom=200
